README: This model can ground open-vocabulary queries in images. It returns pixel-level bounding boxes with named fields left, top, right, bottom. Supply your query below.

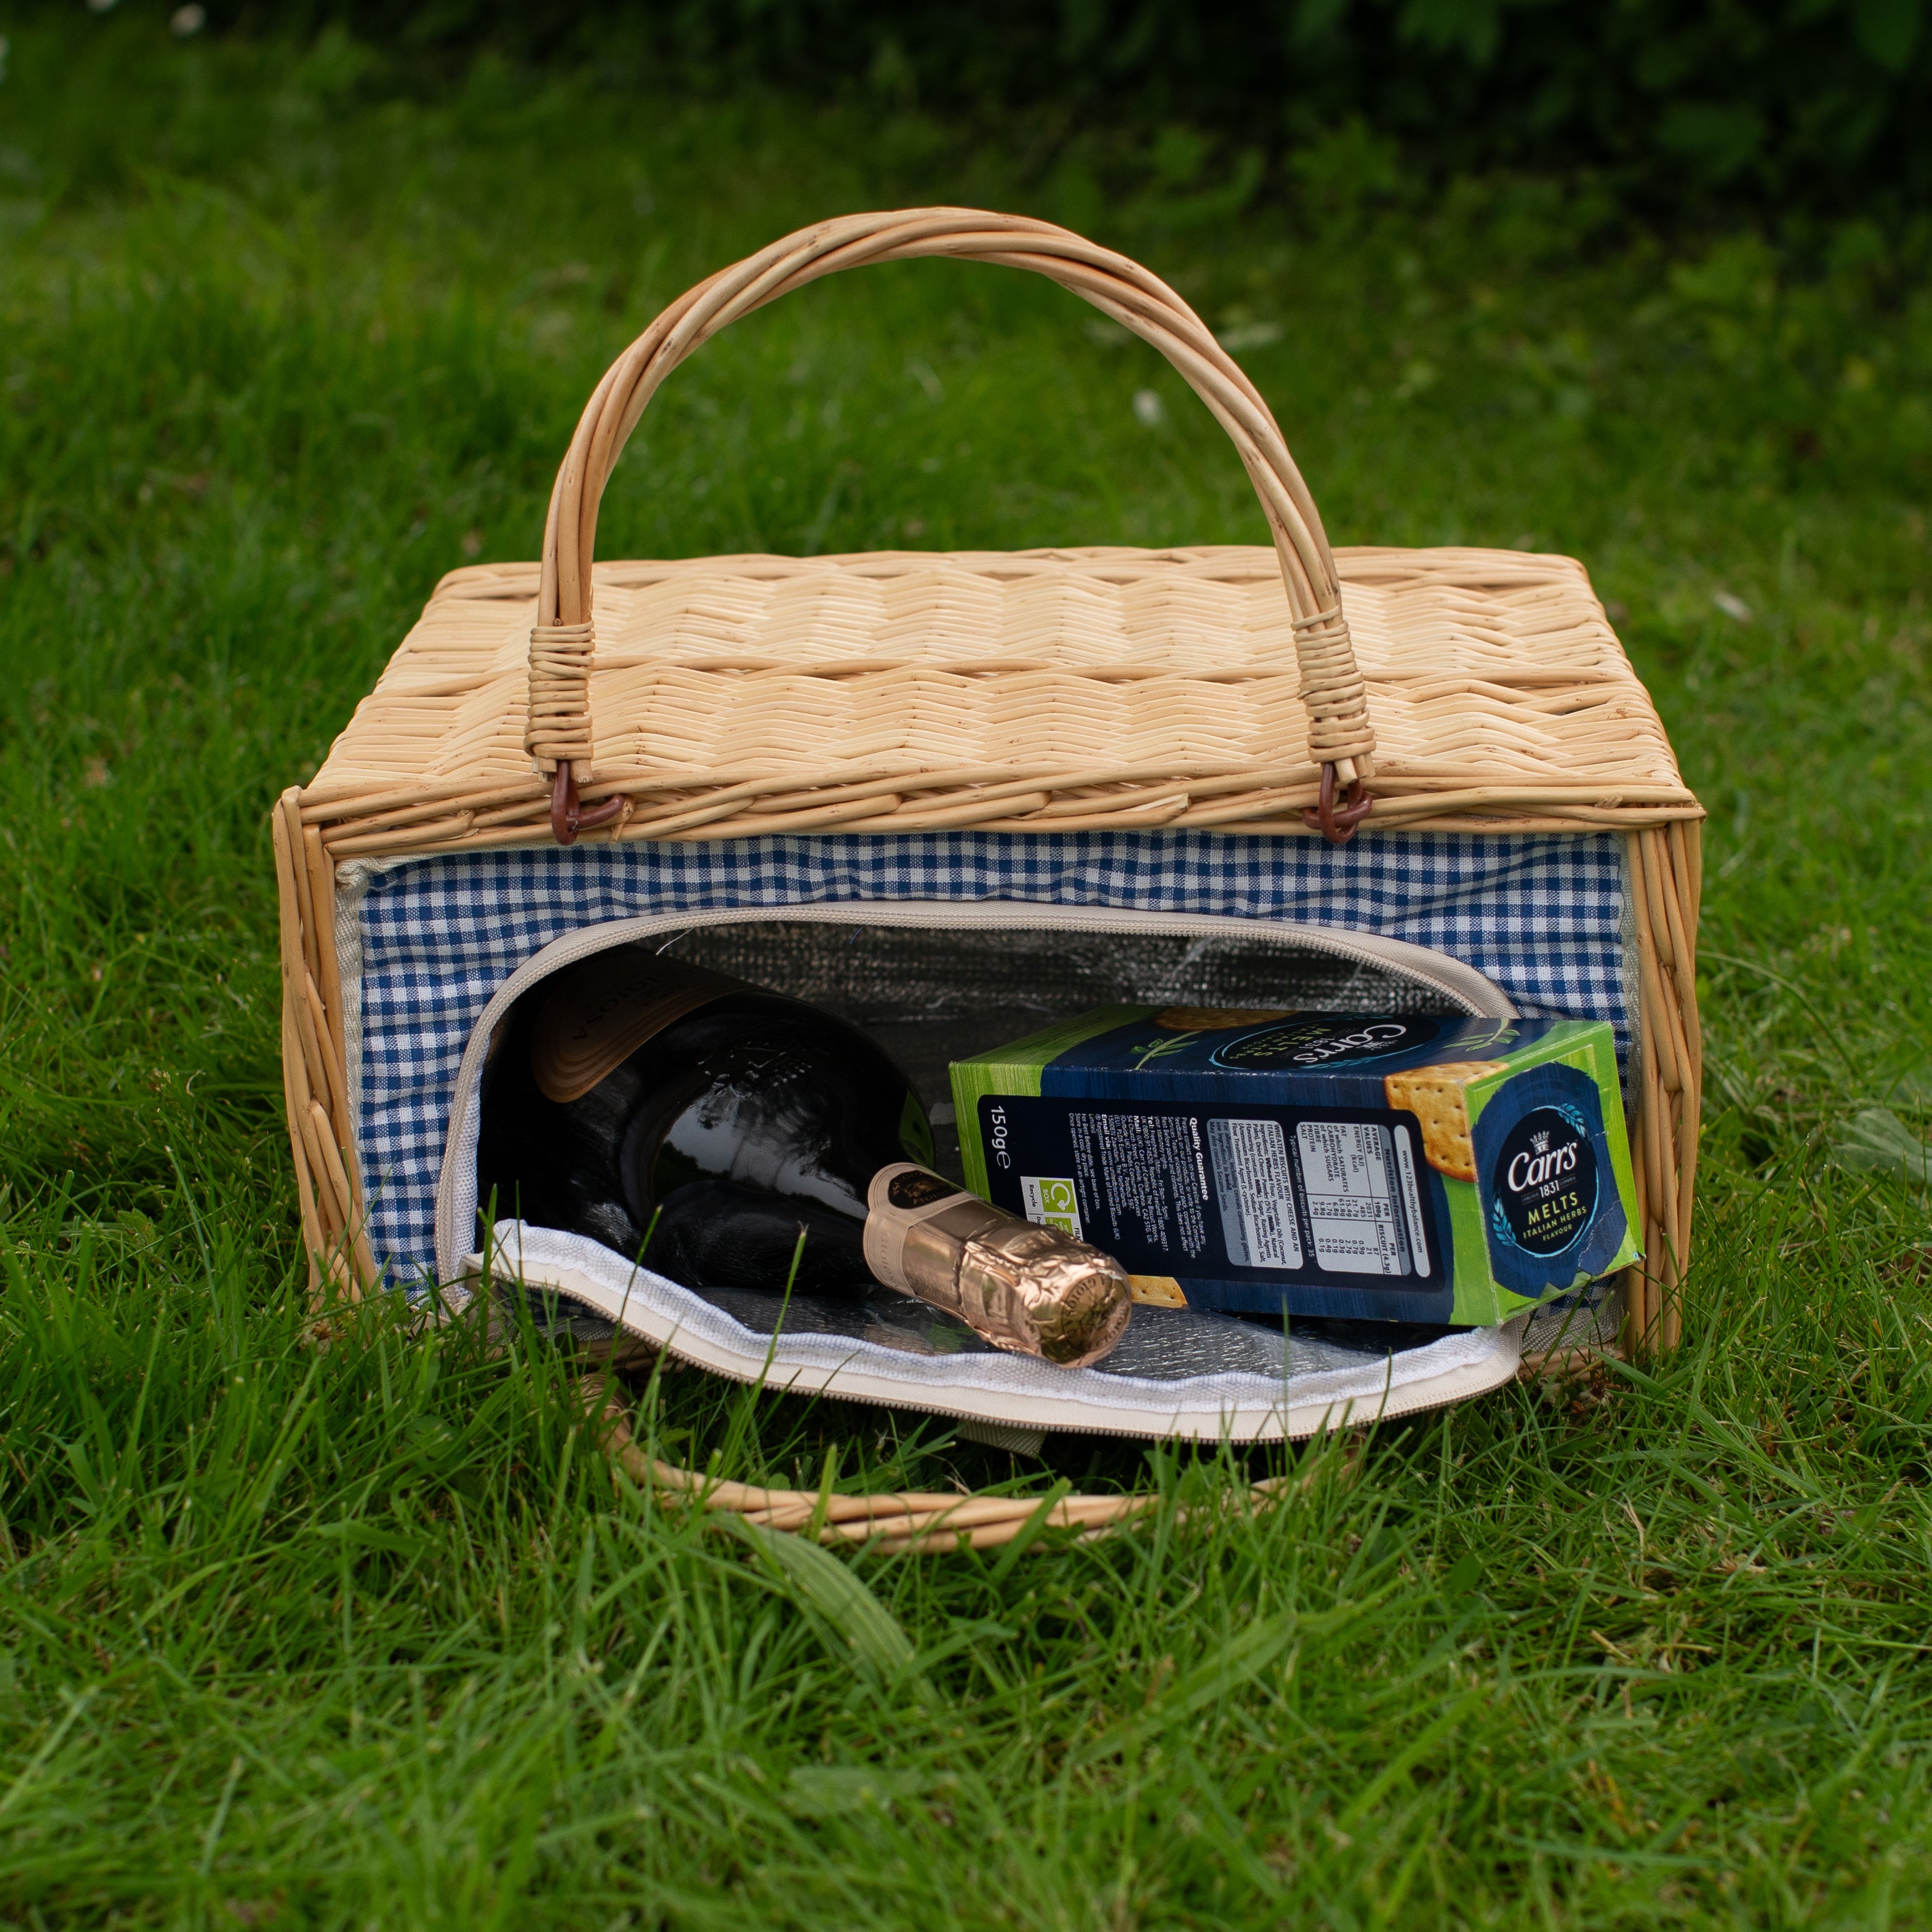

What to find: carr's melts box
left=952, top=1008, right=1641, bottom=1325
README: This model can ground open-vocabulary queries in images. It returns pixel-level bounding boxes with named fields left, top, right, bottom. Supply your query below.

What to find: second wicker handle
left=526, top=207, right=1378, bottom=801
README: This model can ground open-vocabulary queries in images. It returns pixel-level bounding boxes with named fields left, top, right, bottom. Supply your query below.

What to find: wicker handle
left=529, top=207, right=1377, bottom=796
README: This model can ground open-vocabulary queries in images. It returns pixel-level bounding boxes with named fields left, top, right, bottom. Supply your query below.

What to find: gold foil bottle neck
left=863, top=1163, right=1131, bottom=1368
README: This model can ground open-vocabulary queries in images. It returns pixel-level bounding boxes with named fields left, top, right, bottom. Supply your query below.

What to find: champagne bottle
left=476, top=947, right=1131, bottom=1368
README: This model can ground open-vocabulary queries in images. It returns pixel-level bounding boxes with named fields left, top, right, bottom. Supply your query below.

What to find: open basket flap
left=460, top=1221, right=1528, bottom=1444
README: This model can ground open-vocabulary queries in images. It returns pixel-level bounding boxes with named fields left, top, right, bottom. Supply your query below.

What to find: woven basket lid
left=300, top=210, right=1699, bottom=860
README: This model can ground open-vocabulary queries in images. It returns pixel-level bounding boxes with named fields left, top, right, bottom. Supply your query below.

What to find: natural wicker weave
left=274, top=208, right=1703, bottom=1546
left=305, top=545, right=1696, bottom=855
left=576, top=1371, right=1346, bottom=1556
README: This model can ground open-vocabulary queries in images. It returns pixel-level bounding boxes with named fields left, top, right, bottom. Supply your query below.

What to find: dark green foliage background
left=127, top=0, right=1932, bottom=214
left=1, top=7, right=1931, bottom=1926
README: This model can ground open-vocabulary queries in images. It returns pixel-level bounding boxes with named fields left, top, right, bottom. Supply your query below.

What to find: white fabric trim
left=463, top=1221, right=1528, bottom=1444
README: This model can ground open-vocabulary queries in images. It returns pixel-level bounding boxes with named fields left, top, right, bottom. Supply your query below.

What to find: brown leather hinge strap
left=549, top=765, right=624, bottom=847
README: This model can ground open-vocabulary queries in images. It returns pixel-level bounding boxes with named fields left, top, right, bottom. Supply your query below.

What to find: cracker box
left=953, top=1008, right=1642, bottom=1326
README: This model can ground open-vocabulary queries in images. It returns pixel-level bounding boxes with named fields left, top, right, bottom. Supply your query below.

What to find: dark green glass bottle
left=476, top=945, right=1130, bottom=1366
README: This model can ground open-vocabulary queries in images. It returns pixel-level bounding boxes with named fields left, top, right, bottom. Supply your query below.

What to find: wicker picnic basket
left=272, top=208, right=1702, bottom=1549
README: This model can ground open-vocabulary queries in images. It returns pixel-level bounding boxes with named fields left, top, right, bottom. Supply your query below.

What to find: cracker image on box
left=1126, top=1274, right=1190, bottom=1308
left=1154, top=1006, right=1295, bottom=1032
left=954, top=1008, right=1642, bottom=1326
left=1382, top=1061, right=1505, bottom=1183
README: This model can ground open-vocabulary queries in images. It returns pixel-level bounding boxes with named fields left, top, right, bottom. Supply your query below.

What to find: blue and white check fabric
left=345, top=829, right=1629, bottom=1283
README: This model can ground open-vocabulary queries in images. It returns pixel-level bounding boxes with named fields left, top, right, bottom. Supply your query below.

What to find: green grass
left=4, top=12, right=1932, bottom=1928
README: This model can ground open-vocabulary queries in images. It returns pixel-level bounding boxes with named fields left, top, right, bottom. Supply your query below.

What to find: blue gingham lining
left=342, top=830, right=1630, bottom=1285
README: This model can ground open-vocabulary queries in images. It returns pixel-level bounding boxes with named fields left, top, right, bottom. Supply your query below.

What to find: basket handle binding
left=529, top=207, right=1377, bottom=845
